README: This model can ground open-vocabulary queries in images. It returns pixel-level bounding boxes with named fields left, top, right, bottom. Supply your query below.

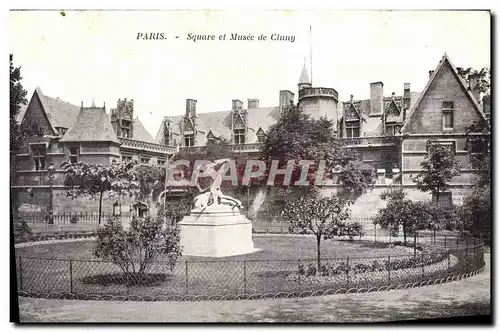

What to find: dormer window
left=257, top=132, right=266, bottom=143
left=345, top=120, right=360, bottom=138
left=121, top=119, right=132, bottom=138
left=184, top=133, right=195, bottom=147
left=234, top=129, right=245, bottom=144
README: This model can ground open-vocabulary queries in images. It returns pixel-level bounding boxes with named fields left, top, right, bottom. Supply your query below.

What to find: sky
left=8, top=10, right=490, bottom=137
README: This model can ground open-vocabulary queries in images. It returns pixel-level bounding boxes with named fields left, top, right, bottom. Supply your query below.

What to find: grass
left=16, top=235, right=415, bottom=261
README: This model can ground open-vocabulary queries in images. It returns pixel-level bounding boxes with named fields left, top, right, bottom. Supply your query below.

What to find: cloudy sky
left=8, top=10, right=490, bottom=137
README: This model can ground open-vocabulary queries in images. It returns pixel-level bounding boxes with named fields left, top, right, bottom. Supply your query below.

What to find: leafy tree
left=62, top=160, right=138, bottom=224
left=465, top=120, right=490, bottom=188
left=10, top=54, right=44, bottom=156
left=10, top=54, right=44, bottom=239
left=282, top=188, right=352, bottom=270
left=374, top=189, right=431, bottom=244
left=94, top=214, right=182, bottom=279
left=261, top=106, right=374, bottom=197
left=412, top=139, right=461, bottom=204
left=457, top=67, right=491, bottom=95
left=456, top=186, right=490, bottom=238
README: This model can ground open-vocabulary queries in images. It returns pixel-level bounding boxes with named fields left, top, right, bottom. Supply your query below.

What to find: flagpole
left=310, top=25, right=313, bottom=86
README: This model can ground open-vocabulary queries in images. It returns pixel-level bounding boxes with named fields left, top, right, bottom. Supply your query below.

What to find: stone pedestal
left=178, top=205, right=258, bottom=257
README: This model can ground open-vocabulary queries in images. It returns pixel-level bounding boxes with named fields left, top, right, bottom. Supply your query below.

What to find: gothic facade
left=12, top=53, right=490, bottom=214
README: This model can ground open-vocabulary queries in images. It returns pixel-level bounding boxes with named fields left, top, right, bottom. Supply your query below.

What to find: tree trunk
left=98, top=191, right=104, bottom=225
left=403, top=224, right=407, bottom=244
left=316, top=235, right=321, bottom=273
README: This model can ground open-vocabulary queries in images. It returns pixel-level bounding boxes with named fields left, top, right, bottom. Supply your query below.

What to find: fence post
left=465, top=247, right=469, bottom=273
left=298, top=259, right=301, bottom=285
left=421, top=253, right=425, bottom=279
left=19, top=256, right=23, bottom=291
left=69, top=259, right=74, bottom=293
left=444, top=235, right=447, bottom=249
left=346, top=257, right=350, bottom=286
left=387, top=255, right=391, bottom=285
left=456, top=236, right=459, bottom=249
left=185, top=261, right=189, bottom=295
left=243, top=260, right=247, bottom=294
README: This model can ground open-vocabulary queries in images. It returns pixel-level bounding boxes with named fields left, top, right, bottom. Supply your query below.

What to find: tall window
left=469, top=139, right=487, bottom=169
left=345, top=120, right=360, bottom=138
left=122, top=155, right=133, bottom=163
left=69, top=147, right=79, bottom=164
left=31, top=144, right=46, bottom=170
left=234, top=129, right=245, bottom=144
left=442, top=101, right=454, bottom=129
left=141, top=157, right=150, bottom=165
left=157, top=159, right=166, bottom=167
left=184, top=133, right=195, bottom=147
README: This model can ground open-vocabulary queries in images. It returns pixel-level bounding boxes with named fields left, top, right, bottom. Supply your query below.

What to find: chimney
left=232, top=99, right=243, bottom=112
left=429, top=70, right=434, bottom=78
left=403, top=83, right=411, bottom=120
left=482, top=95, right=491, bottom=120
left=247, top=98, right=259, bottom=109
left=369, top=82, right=384, bottom=116
left=469, top=77, right=481, bottom=103
left=403, top=83, right=410, bottom=98
left=186, top=99, right=197, bottom=118
left=279, top=90, right=295, bottom=114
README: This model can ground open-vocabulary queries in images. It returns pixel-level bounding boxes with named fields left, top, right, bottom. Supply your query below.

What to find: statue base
left=178, top=205, right=258, bottom=257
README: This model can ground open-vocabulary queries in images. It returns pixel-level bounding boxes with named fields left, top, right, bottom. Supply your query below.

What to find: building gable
left=23, top=90, right=56, bottom=136
left=402, top=54, right=488, bottom=134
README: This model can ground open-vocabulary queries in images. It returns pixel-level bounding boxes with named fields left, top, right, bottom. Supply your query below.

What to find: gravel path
left=16, top=253, right=490, bottom=323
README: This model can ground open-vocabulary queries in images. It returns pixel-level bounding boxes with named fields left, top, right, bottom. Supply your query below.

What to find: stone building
left=12, top=53, right=490, bottom=216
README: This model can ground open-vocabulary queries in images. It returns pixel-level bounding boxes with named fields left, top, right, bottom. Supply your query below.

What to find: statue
left=193, top=159, right=243, bottom=211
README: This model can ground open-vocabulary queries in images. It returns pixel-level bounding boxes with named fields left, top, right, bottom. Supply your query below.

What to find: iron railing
left=15, top=237, right=484, bottom=300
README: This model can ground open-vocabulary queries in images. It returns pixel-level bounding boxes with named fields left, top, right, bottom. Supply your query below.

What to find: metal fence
left=15, top=236, right=485, bottom=301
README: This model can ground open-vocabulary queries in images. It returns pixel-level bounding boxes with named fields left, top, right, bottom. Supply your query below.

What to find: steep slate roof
left=60, top=106, right=120, bottom=144
left=155, top=106, right=281, bottom=144
left=401, top=53, right=489, bottom=133
left=298, top=63, right=310, bottom=85
left=35, top=87, right=81, bottom=130
left=132, top=117, right=156, bottom=142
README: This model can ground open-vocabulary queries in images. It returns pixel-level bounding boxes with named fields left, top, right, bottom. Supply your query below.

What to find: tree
left=94, top=214, right=182, bottom=280
left=456, top=186, right=490, bottom=238
left=457, top=67, right=491, bottom=95
left=10, top=54, right=44, bottom=239
left=10, top=54, right=44, bottom=157
left=62, top=160, right=138, bottom=224
left=374, top=189, right=431, bottom=246
left=465, top=120, right=490, bottom=188
left=261, top=106, right=374, bottom=197
left=282, top=188, right=352, bottom=271
left=412, top=140, right=461, bottom=204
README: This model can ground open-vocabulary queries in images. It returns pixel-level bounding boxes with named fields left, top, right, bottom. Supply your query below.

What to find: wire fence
left=15, top=236, right=485, bottom=301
